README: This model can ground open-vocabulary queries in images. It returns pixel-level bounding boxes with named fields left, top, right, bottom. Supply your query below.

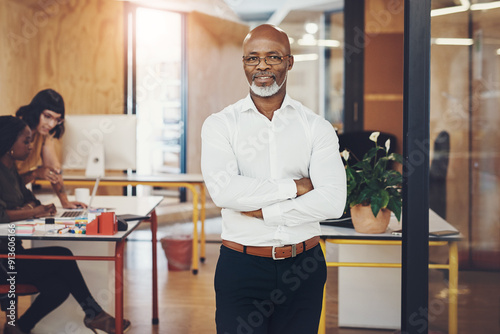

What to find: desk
left=0, top=195, right=163, bottom=334
left=318, top=210, right=461, bottom=334
left=36, top=173, right=206, bottom=274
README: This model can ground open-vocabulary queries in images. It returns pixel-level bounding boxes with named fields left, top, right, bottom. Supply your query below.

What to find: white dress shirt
left=201, top=94, right=346, bottom=246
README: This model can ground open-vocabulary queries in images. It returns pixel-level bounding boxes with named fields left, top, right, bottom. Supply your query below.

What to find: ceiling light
left=471, top=1, right=500, bottom=10
left=432, top=38, right=473, bottom=46
left=297, top=34, right=316, bottom=46
left=497, top=49, right=500, bottom=55
left=293, top=54, right=319, bottom=62
left=317, top=39, right=341, bottom=48
left=305, top=22, right=319, bottom=34
left=431, top=0, right=470, bottom=17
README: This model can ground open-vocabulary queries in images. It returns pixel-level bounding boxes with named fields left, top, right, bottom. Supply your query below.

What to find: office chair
left=429, top=130, right=450, bottom=220
left=0, top=283, right=38, bottom=321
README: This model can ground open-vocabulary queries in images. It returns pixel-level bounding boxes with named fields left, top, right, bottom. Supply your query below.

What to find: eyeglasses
left=41, top=112, right=64, bottom=125
left=242, top=55, right=291, bottom=66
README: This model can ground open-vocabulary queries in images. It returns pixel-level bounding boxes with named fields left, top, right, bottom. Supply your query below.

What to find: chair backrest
left=429, top=130, right=450, bottom=219
left=0, top=283, right=38, bottom=321
left=0, top=284, right=38, bottom=296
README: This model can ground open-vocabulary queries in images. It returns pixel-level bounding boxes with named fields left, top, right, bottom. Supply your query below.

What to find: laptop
left=51, top=177, right=100, bottom=220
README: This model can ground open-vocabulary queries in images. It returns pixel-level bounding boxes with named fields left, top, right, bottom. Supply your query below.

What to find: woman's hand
left=33, top=204, right=57, bottom=218
left=34, top=166, right=61, bottom=184
left=61, top=200, right=88, bottom=209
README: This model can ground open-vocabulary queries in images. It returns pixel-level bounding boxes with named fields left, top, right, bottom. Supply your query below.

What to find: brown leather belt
left=222, top=236, right=320, bottom=260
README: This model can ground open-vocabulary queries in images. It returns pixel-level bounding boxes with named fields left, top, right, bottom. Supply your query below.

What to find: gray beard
left=249, top=72, right=287, bottom=97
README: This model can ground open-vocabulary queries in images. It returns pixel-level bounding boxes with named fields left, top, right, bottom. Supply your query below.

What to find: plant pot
left=350, top=204, right=391, bottom=234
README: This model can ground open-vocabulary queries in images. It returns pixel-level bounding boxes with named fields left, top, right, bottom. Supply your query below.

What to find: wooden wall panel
left=365, top=0, right=404, bottom=34
left=0, top=0, right=124, bottom=117
left=363, top=33, right=404, bottom=154
left=36, top=0, right=125, bottom=115
left=0, top=0, right=40, bottom=116
left=186, top=11, right=249, bottom=174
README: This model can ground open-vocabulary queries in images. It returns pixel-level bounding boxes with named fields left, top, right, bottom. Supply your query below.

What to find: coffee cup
left=75, top=188, right=90, bottom=204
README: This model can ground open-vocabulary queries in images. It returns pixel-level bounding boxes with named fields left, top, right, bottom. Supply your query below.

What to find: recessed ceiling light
left=471, top=1, right=500, bottom=10
left=431, top=0, right=470, bottom=17
left=305, top=22, right=319, bottom=34
left=293, top=54, right=319, bottom=62
left=432, top=38, right=473, bottom=46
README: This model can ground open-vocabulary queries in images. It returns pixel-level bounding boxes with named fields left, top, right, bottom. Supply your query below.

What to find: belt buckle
left=272, top=244, right=297, bottom=260
left=272, top=245, right=285, bottom=260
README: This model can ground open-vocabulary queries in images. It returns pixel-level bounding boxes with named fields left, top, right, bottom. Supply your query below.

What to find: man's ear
left=288, top=55, right=294, bottom=70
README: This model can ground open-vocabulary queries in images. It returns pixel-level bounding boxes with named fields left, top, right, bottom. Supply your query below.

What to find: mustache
left=252, top=72, right=276, bottom=81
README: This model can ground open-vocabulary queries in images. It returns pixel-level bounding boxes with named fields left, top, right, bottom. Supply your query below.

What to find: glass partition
left=430, top=1, right=500, bottom=332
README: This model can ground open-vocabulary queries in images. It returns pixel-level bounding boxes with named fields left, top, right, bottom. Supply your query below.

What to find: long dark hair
left=16, top=89, right=65, bottom=139
left=0, top=116, right=29, bottom=157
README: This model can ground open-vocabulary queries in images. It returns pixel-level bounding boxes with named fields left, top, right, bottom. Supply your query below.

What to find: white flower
left=369, top=131, right=380, bottom=143
left=341, top=150, right=349, bottom=161
left=385, top=139, right=391, bottom=152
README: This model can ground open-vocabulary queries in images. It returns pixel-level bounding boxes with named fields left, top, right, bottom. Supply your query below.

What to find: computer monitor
left=62, top=114, right=137, bottom=176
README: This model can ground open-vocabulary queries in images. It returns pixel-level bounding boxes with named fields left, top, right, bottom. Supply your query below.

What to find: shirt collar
left=240, top=93, right=297, bottom=114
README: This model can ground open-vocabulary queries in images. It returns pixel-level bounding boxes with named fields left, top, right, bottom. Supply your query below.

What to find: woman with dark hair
left=0, top=116, right=131, bottom=334
left=16, top=89, right=85, bottom=209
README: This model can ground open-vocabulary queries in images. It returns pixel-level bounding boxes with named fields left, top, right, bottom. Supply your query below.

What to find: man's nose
left=256, top=58, right=271, bottom=71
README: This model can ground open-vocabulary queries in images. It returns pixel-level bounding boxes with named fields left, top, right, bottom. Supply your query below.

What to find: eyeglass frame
left=41, top=111, right=64, bottom=125
left=242, top=55, right=292, bottom=66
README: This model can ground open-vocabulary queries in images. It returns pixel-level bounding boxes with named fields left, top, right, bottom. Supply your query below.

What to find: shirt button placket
left=269, top=122, right=277, bottom=178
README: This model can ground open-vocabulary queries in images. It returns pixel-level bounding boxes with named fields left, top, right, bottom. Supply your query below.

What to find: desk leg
left=448, top=241, right=458, bottom=334
left=200, top=184, right=206, bottom=263
left=318, top=239, right=327, bottom=334
left=150, top=210, right=159, bottom=324
left=115, top=240, right=125, bottom=334
left=191, top=186, right=200, bottom=275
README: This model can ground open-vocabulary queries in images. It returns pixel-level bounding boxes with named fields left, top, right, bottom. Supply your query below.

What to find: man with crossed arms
left=201, top=24, right=346, bottom=334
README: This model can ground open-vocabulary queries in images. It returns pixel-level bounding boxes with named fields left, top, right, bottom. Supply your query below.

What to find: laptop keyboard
left=61, top=210, right=84, bottom=218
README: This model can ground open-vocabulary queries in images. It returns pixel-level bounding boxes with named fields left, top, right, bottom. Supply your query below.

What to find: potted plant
left=341, top=132, right=403, bottom=233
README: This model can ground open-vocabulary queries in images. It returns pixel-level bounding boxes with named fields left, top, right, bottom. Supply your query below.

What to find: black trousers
left=8, top=246, right=103, bottom=332
left=215, top=244, right=326, bottom=334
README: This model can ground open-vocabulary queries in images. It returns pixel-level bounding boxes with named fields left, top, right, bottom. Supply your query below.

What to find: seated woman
left=15, top=89, right=86, bottom=209
left=0, top=116, right=130, bottom=334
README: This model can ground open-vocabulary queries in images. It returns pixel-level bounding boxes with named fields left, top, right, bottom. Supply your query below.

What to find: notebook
left=320, top=216, right=354, bottom=229
left=50, top=177, right=100, bottom=220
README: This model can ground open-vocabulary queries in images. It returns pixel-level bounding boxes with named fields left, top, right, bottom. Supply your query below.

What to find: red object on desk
left=86, top=218, right=99, bottom=235
left=99, top=212, right=117, bottom=235
left=85, top=213, right=117, bottom=235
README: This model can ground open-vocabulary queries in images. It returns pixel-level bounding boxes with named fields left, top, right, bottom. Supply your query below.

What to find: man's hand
left=241, top=209, right=263, bottom=219
left=240, top=178, right=313, bottom=219
left=294, top=177, right=314, bottom=197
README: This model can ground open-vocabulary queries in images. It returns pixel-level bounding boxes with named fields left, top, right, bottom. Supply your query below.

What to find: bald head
left=243, top=24, right=291, bottom=55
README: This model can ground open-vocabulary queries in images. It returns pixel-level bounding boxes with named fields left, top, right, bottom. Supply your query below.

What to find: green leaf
left=370, top=200, right=382, bottom=217
left=388, top=153, right=403, bottom=164
left=387, top=197, right=402, bottom=221
left=343, top=134, right=403, bottom=212
left=385, top=171, right=403, bottom=186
